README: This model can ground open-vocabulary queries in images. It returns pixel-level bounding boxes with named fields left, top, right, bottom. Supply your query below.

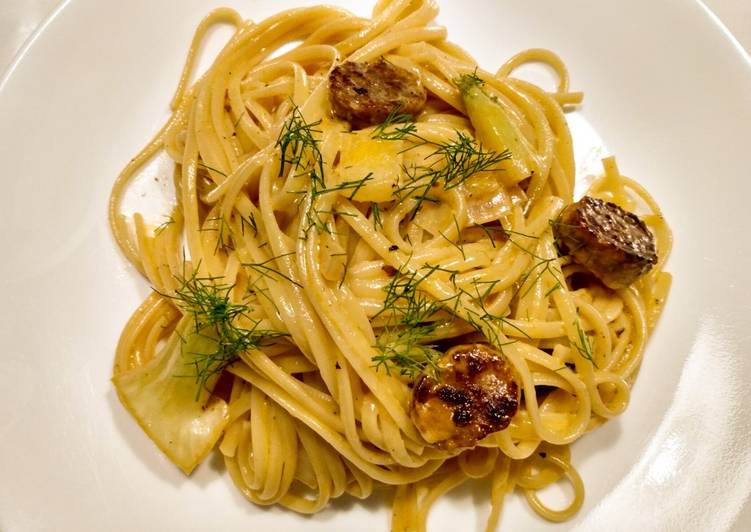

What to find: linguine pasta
left=109, top=1, right=672, bottom=529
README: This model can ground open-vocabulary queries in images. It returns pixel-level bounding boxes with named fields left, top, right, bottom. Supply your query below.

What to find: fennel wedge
left=113, top=317, right=229, bottom=474
left=457, top=73, right=532, bottom=185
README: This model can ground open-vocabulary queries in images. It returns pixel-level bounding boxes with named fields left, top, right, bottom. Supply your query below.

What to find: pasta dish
left=109, top=1, right=672, bottom=529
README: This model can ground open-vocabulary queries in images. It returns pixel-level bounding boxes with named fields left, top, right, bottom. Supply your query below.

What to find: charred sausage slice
left=411, top=344, right=519, bottom=451
left=328, top=59, right=427, bottom=129
left=554, top=196, right=657, bottom=289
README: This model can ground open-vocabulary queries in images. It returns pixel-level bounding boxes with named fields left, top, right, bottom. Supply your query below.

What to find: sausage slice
left=411, top=344, right=519, bottom=451
left=328, top=59, right=427, bottom=129
left=554, top=196, right=657, bottom=289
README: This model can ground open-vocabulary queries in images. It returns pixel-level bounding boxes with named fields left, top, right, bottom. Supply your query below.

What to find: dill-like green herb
left=369, top=110, right=511, bottom=218
left=544, top=281, right=562, bottom=297
left=455, top=70, right=485, bottom=95
left=489, top=226, right=564, bottom=302
left=472, top=222, right=500, bottom=248
left=371, top=203, right=383, bottom=231
left=422, top=262, right=460, bottom=286
left=437, top=228, right=466, bottom=261
left=372, top=263, right=519, bottom=375
left=275, top=107, right=327, bottom=234
left=242, top=252, right=301, bottom=288
left=515, top=256, right=563, bottom=299
left=277, top=107, right=374, bottom=236
left=240, top=212, right=258, bottom=237
left=436, top=215, right=467, bottom=261
left=396, top=132, right=510, bottom=218
left=457, top=277, right=530, bottom=346
left=371, top=107, right=419, bottom=141
left=154, top=215, right=175, bottom=236
left=374, top=270, right=432, bottom=323
left=315, top=209, right=357, bottom=218
left=200, top=216, right=235, bottom=254
left=167, top=271, right=288, bottom=398
left=371, top=265, right=444, bottom=377
left=314, top=173, right=374, bottom=200
left=472, top=223, right=539, bottom=244
left=197, top=161, right=228, bottom=179
left=328, top=251, right=350, bottom=289
left=461, top=305, right=519, bottom=353
left=467, top=278, right=502, bottom=301
left=275, top=106, right=324, bottom=179
left=372, top=335, right=442, bottom=378
left=503, top=228, right=540, bottom=240
left=572, top=320, right=598, bottom=367
left=339, top=259, right=350, bottom=289
left=372, top=260, right=531, bottom=373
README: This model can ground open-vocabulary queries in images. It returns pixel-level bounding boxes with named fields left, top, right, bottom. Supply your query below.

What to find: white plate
left=1, top=1, right=750, bottom=530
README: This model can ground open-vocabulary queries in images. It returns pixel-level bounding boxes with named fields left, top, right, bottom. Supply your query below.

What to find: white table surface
left=1, top=0, right=750, bottom=74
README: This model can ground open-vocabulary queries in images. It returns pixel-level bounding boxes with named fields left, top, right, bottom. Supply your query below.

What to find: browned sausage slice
left=328, top=59, right=427, bottom=129
left=411, top=344, right=519, bottom=451
left=554, top=195, right=657, bottom=289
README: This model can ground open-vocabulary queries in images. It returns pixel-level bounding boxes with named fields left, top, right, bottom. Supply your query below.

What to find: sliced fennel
left=113, top=317, right=229, bottom=474
left=458, top=74, right=532, bottom=185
